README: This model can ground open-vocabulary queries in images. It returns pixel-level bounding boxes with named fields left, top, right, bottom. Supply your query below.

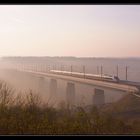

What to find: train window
left=103, top=77, right=112, bottom=80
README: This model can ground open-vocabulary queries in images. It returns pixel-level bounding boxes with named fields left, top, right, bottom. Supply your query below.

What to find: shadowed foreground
left=0, top=81, right=139, bottom=135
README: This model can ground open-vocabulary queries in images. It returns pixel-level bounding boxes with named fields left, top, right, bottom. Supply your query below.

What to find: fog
left=0, top=57, right=129, bottom=108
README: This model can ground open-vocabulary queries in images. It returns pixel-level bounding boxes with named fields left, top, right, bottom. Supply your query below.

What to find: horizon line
left=1, top=56, right=140, bottom=59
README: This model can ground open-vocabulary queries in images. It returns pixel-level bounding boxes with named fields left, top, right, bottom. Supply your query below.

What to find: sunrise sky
left=0, top=5, right=140, bottom=57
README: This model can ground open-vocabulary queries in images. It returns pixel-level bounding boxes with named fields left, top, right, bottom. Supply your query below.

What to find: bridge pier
left=50, top=79, right=57, bottom=98
left=38, top=76, right=45, bottom=94
left=93, top=88, right=105, bottom=106
left=66, top=82, right=75, bottom=107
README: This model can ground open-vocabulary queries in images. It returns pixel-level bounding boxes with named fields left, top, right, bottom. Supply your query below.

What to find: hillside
left=101, top=94, right=140, bottom=122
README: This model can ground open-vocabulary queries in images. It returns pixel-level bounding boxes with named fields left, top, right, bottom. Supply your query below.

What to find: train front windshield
left=114, top=76, right=120, bottom=81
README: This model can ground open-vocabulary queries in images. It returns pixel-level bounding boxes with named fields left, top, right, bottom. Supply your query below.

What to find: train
left=50, top=70, right=120, bottom=82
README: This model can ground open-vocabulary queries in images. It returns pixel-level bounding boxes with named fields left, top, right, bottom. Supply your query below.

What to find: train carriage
left=50, top=70, right=120, bottom=82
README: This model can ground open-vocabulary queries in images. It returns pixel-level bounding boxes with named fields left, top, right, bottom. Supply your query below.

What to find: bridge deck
left=19, top=70, right=139, bottom=94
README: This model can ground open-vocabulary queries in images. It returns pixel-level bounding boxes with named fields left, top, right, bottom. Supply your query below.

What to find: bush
left=0, top=81, right=138, bottom=135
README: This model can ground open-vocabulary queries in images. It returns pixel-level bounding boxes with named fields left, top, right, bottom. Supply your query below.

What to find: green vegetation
left=0, top=81, right=139, bottom=135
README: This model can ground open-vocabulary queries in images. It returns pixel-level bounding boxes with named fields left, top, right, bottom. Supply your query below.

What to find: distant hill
left=2, top=56, right=140, bottom=61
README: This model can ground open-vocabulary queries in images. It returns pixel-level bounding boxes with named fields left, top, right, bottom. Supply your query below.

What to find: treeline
left=0, top=81, right=139, bottom=135
left=1, top=56, right=77, bottom=62
left=3, top=56, right=140, bottom=61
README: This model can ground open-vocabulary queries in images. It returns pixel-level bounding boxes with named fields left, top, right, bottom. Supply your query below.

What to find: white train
left=50, top=70, right=120, bottom=82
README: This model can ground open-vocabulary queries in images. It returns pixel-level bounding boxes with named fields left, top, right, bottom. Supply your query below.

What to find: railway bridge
left=14, top=69, right=140, bottom=107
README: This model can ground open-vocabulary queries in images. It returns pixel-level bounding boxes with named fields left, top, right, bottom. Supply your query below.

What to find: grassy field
left=0, top=81, right=140, bottom=135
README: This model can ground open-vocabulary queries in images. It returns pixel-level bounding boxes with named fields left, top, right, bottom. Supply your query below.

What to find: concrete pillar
left=66, top=82, right=75, bottom=106
left=93, top=88, right=105, bottom=106
left=38, top=76, right=45, bottom=94
left=50, top=79, right=57, bottom=98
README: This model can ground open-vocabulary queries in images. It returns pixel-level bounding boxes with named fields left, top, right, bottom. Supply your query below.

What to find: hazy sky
left=0, top=5, right=140, bottom=57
